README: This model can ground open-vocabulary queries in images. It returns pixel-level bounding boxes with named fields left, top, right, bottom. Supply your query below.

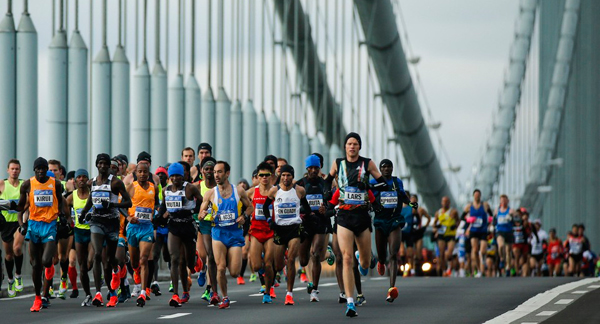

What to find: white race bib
left=166, top=196, right=183, bottom=213
left=306, top=194, right=324, bottom=211
left=34, top=190, right=54, bottom=207
left=380, top=191, right=398, bottom=209
left=217, top=211, right=236, bottom=227
left=343, top=187, right=366, bottom=205
left=276, top=202, right=297, bottom=219
left=91, top=191, right=110, bottom=209
left=135, top=207, right=153, bottom=221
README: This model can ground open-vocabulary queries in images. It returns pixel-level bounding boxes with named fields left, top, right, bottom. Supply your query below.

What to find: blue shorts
left=156, top=225, right=169, bottom=241
left=199, top=220, right=213, bottom=235
left=74, top=227, right=91, bottom=245
left=373, top=216, right=405, bottom=238
left=26, top=220, right=57, bottom=244
left=127, top=223, right=155, bottom=248
left=118, top=237, right=127, bottom=247
left=211, top=226, right=245, bottom=248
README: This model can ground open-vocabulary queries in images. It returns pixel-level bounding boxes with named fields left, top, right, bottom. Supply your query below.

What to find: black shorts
left=531, top=253, right=543, bottom=262
left=273, top=223, right=303, bottom=246
left=168, top=221, right=197, bottom=245
left=303, top=214, right=332, bottom=237
left=412, top=227, right=426, bottom=241
left=569, top=253, right=583, bottom=263
left=337, top=210, right=372, bottom=237
left=57, top=223, right=74, bottom=240
left=1, top=221, right=19, bottom=243
left=497, top=231, right=514, bottom=244
left=438, top=235, right=456, bottom=243
left=469, top=231, right=487, bottom=241
left=402, top=232, right=415, bottom=248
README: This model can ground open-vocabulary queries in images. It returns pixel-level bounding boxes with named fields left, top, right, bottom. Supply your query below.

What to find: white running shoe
left=131, top=284, right=141, bottom=297
left=310, top=290, right=319, bottom=302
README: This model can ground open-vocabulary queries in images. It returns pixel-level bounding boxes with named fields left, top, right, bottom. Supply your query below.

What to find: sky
left=6, top=0, right=523, bottom=200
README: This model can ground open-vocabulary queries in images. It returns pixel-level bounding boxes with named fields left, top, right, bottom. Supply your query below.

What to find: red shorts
left=513, top=243, right=529, bottom=255
left=249, top=228, right=274, bottom=244
left=546, top=256, right=562, bottom=266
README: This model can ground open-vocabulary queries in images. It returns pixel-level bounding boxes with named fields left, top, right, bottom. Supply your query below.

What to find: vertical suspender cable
left=289, top=0, right=303, bottom=170
left=242, top=0, right=258, bottom=178
left=255, top=0, right=267, bottom=162
left=169, top=0, right=185, bottom=160
left=201, top=0, right=216, bottom=147
left=130, top=0, right=151, bottom=157
left=215, top=0, right=231, bottom=159
left=0, top=0, right=16, bottom=168
left=268, top=1, right=280, bottom=156
left=150, top=0, right=168, bottom=166
left=184, top=0, right=201, bottom=148
left=279, top=0, right=289, bottom=160
left=230, top=0, right=243, bottom=180
left=111, top=0, right=130, bottom=157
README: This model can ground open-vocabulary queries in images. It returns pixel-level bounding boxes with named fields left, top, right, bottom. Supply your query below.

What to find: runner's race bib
left=306, top=194, right=323, bottom=211
left=135, top=207, right=153, bottom=221
left=570, top=241, right=582, bottom=254
left=277, top=202, right=297, bottom=219
left=473, top=217, right=483, bottom=228
left=217, top=210, right=236, bottom=227
left=166, top=196, right=183, bottom=213
left=91, top=191, right=110, bottom=209
left=497, top=215, right=508, bottom=224
left=34, top=190, right=54, bottom=207
left=7, top=199, right=18, bottom=213
left=254, top=203, right=272, bottom=221
left=343, top=187, right=366, bottom=205
left=438, top=225, right=447, bottom=235
left=380, top=191, right=398, bottom=209
left=514, top=231, right=524, bottom=244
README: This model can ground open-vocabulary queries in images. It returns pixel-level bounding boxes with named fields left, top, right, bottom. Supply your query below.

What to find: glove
left=19, top=222, right=28, bottom=235
left=58, top=214, right=68, bottom=227
left=357, top=182, right=367, bottom=190
left=409, top=202, right=418, bottom=209
left=10, top=200, right=17, bottom=210
left=101, top=200, right=113, bottom=209
left=269, top=217, right=276, bottom=230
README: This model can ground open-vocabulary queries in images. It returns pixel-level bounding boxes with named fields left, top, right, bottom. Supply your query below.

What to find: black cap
left=200, top=156, right=217, bottom=168
left=33, top=157, right=49, bottom=171
left=280, top=164, right=295, bottom=177
left=117, top=154, right=129, bottom=165
left=137, top=151, right=152, bottom=164
left=344, top=132, right=362, bottom=149
left=252, top=168, right=259, bottom=178
left=264, top=155, right=277, bottom=165
left=66, top=170, right=76, bottom=180
left=197, top=143, right=213, bottom=154
left=379, top=159, right=393, bottom=168
left=96, top=153, right=111, bottom=165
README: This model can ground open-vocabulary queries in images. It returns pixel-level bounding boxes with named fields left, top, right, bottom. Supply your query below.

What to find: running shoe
left=386, top=287, right=398, bottom=302
left=7, top=280, right=16, bottom=298
left=118, top=285, right=130, bottom=303
left=310, top=290, right=320, bottom=302
left=259, top=285, right=266, bottom=294
left=338, top=292, right=347, bottom=304
left=300, top=272, right=308, bottom=283
left=110, top=267, right=121, bottom=291
left=262, top=294, right=272, bottom=304
left=41, top=296, right=50, bottom=308
left=356, top=294, right=366, bottom=306
left=70, top=289, right=79, bottom=298
left=30, top=296, right=43, bottom=312
left=15, top=276, right=23, bottom=291
left=181, top=292, right=190, bottom=304
left=197, top=271, right=206, bottom=287
left=201, top=289, right=211, bottom=301
left=249, top=273, right=257, bottom=282
left=346, top=302, right=358, bottom=317
left=133, top=268, right=141, bottom=285
left=136, top=294, right=146, bottom=307
left=377, top=262, right=386, bottom=276
left=326, top=246, right=335, bottom=266
left=48, top=286, right=55, bottom=299
left=81, top=294, right=92, bottom=307
left=354, top=251, right=369, bottom=276
left=270, top=287, right=277, bottom=299
left=307, top=282, right=314, bottom=294
left=168, top=281, right=174, bottom=292
left=194, top=251, right=203, bottom=273
left=58, top=278, right=68, bottom=299
left=237, top=276, right=245, bottom=285
left=92, top=292, right=104, bottom=306
left=151, top=281, right=162, bottom=296
left=210, top=292, right=221, bottom=305
left=285, top=294, right=294, bottom=305
left=370, top=254, right=378, bottom=269
left=169, top=294, right=182, bottom=307
left=106, top=291, right=118, bottom=307
left=145, top=288, right=152, bottom=300
left=219, top=297, right=231, bottom=309
left=132, top=284, right=141, bottom=297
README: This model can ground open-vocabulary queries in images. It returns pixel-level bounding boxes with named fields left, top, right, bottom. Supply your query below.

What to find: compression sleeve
left=263, top=197, right=273, bottom=219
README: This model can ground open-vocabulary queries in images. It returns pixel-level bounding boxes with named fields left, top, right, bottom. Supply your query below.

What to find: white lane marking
left=483, top=278, right=600, bottom=324
left=292, top=287, right=304, bottom=291
left=520, top=322, right=538, bottom=324
left=158, top=313, right=192, bottom=319
left=3, top=293, right=36, bottom=300
left=536, top=311, right=557, bottom=316
left=554, top=299, right=573, bottom=305
left=370, top=277, right=388, bottom=281
left=207, top=301, right=237, bottom=307
left=588, top=285, right=600, bottom=289
left=249, top=293, right=263, bottom=297
left=319, top=283, right=338, bottom=287
left=571, top=290, right=588, bottom=294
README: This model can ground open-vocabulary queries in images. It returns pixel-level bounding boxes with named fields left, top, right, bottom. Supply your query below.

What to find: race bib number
left=91, top=191, right=110, bottom=209
left=277, top=202, right=297, bottom=219
left=514, top=232, right=524, bottom=244
left=497, top=216, right=508, bottom=224
left=7, top=199, right=18, bottom=213
left=217, top=211, right=236, bottom=227
left=254, top=204, right=272, bottom=221
left=343, top=187, right=366, bottom=205
left=570, top=241, right=582, bottom=254
left=34, top=190, right=54, bottom=207
left=166, top=196, right=183, bottom=213
left=438, top=225, right=447, bottom=235
left=473, top=217, right=483, bottom=228
left=135, top=207, right=153, bottom=221
left=306, top=194, right=323, bottom=211
left=380, top=191, right=398, bottom=209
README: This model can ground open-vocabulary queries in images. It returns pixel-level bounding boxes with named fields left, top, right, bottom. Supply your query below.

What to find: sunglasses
left=258, top=173, right=271, bottom=178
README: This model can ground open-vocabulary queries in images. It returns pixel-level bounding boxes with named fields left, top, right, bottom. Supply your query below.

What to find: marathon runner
left=546, top=228, right=563, bottom=276
left=433, top=196, right=459, bottom=277
left=151, top=166, right=170, bottom=296
left=511, top=212, right=530, bottom=276
left=199, top=161, right=253, bottom=309
left=324, top=133, right=389, bottom=317
left=125, top=163, right=160, bottom=306
left=181, top=147, right=196, bottom=174
left=196, top=157, right=218, bottom=302
left=0, top=159, right=25, bottom=297
left=528, top=219, right=547, bottom=277
left=565, top=223, right=586, bottom=276
left=263, top=164, right=310, bottom=306
left=410, top=194, right=430, bottom=274
left=190, top=143, right=213, bottom=182
left=263, top=155, right=279, bottom=186
left=236, top=178, right=251, bottom=286
left=296, top=154, right=335, bottom=302
left=494, top=195, right=515, bottom=276
left=463, top=189, right=493, bottom=277
left=79, top=153, right=132, bottom=307
left=14, top=157, right=65, bottom=312
left=370, top=159, right=410, bottom=301
left=247, top=162, right=277, bottom=303
left=156, top=162, right=202, bottom=307
left=65, top=169, right=94, bottom=306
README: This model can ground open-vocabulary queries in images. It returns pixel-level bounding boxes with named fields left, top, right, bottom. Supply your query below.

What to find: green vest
left=1, top=179, right=23, bottom=222
left=72, top=189, right=90, bottom=230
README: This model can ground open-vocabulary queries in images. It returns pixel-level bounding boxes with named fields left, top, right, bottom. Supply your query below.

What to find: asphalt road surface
left=0, top=276, right=580, bottom=323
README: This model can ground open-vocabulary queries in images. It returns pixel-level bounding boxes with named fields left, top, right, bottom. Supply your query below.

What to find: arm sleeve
left=300, top=197, right=312, bottom=215
left=263, top=197, right=273, bottom=219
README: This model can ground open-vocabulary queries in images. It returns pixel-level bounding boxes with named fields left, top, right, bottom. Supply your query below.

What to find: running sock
left=147, top=260, right=155, bottom=288
left=45, top=264, right=55, bottom=281
left=60, top=260, right=69, bottom=280
left=347, top=297, right=354, bottom=304
left=286, top=291, right=293, bottom=297
left=119, top=264, right=128, bottom=279
left=5, top=258, right=14, bottom=279
left=240, top=259, right=248, bottom=277
left=206, top=285, right=212, bottom=293
left=14, top=254, right=23, bottom=274
left=141, top=289, right=147, bottom=297
left=68, top=266, right=78, bottom=289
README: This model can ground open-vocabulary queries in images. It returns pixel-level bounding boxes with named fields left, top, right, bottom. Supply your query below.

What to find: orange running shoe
left=300, top=273, right=308, bottom=283
left=30, top=295, right=42, bottom=312
left=270, top=287, right=277, bottom=299
left=133, top=267, right=141, bottom=285
left=377, top=262, right=386, bottom=276
left=169, top=294, right=182, bottom=307
left=106, top=294, right=118, bottom=307
left=237, top=276, right=245, bottom=285
left=45, top=264, right=55, bottom=281
left=110, top=267, right=121, bottom=291
left=145, top=288, right=152, bottom=300
left=285, top=294, right=294, bottom=305
left=136, top=294, right=146, bottom=307
left=386, top=287, right=399, bottom=302
left=194, top=251, right=203, bottom=274
left=92, top=291, right=104, bottom=307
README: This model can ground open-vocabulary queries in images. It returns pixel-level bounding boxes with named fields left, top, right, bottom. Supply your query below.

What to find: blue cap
left=305, top=155, right=321, bottom=169
left=168, top=162, right=185, bottom=177
left=74, top=169, right=89, bottom=179
left=46, top=170, right=55, bottom=178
